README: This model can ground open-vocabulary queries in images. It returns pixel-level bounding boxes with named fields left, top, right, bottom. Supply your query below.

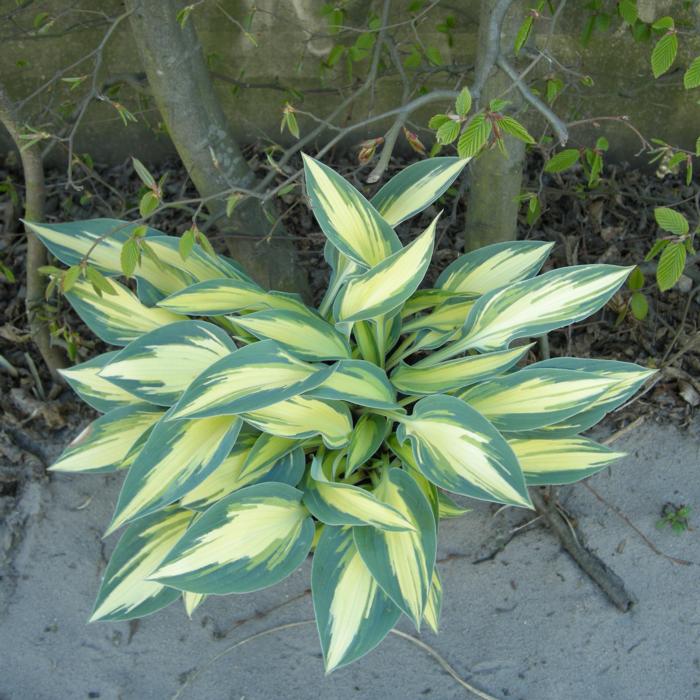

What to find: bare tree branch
left=497, top=55, right=569, bottom=144
left=0, top=84, right=66, bottom=381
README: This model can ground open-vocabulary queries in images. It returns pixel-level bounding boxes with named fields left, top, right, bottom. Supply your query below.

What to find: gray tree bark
left=126, top=0, right=309, bottom=295
left=464, top=0, right=526, bottom=252
left=0, top=83, right=66, bottom=381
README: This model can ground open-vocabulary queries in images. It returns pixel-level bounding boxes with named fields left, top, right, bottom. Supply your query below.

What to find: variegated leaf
left=437, top=491, right=470, bottom=519
left=27, top=219, right=194, bottom=298
left=303, top=457, right=415, bottom=531
left=353, top=468, right=436, bottom=628
left=157, top=278, right=305, bottom=316
left=50, top=403, right=163, bottom=474
left=183, top=591, right=205, bottom=618
left=243, top=395, right=353, bottom=449
left=28, top=219, right=249, bottom=300
left=346, top=414, right=387, bottom=476
left=392, top=345, right=531, bottom=394
left=232, top=309, right=352, bottom=361
left=334, top=217, right=437, bottom=323
left=90, top=507, right=194, bottom=621
left=371, top=157, right=468, bottom=226
left=182, top=442, right=305, bottom=510
left=98, top=321, right=236, bottom=406
left=401, top=296, right=476, bottom=333
left=423, top=568, right=442, bottom=634
left=402, top=289, right=455, bottom=318
left=168, top=340, right=334, bottom=420
left=60, top=351, right=140, bottom=413
left=522, top=358, right=656, bottom=416
left=239, top=433, right=299, bottom=483
left=106, top=415, right=242, bottom=534
left=508, top=436, right=626, bottom=485
left=437, top=240, right=554, bottom=294
left=353, top=320, right=382, bottom=366
left=396, top=395, right=531, bottom=507
left=319, top=241, right=363, bottom=317
left=152, top=483, right=314, bottom=594
left=312, top=525, right=401, bottom=672
left=308, top=359, right=398, bottom=409
left=302, top=153, right=400, bottom=267
left=65, top=278, right=184, bottom=346
left=144, top=235, right=250, bottom=284
left=459, top=368, right=619, bottom=432
left=384, top=436, right=440, bottom=523
left=452, top=265, right=632, bottom=353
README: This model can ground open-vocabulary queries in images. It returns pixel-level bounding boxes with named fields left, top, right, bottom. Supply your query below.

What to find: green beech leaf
left=630, top=292, right=649, bottom=320
left=654, top=207, right=689, bottom=235
left=152, top=483, right=314, bottom=594
left=455, top=87, right=472, bottom=116
left=397, top=395, right=531, bottom=507
left=656, top=242, right=686, bottom=291
left=457, top=113, right=492, bottom=157
left=683, top=57, right=700, bottom=89
left=619, top=0, right=637, bottom=25
left=651, top=32, right=677, bottom=78
left=436, top=120, right=460, bottom=145
left=544, top=149, right=580, bottom=173
left=499, top=116, right=535, bottom=144
left=514, top=15, right=533, bottom=55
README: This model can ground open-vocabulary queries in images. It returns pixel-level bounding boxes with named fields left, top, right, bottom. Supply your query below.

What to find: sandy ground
left=1, top=419, right=699, bottom=700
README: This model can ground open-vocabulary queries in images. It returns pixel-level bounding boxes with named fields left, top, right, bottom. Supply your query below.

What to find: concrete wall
left=1, top=0, right=698, bottom=164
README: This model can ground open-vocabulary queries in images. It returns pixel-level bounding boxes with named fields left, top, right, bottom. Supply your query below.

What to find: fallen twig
left=581, top=482, right=692, bottom=567
left=530, top=488, right=637, bottom=611
left=172, top=619, right=498, bottom=700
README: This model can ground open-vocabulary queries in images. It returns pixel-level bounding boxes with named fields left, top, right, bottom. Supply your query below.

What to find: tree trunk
left=126, top=0, right=309, bottom=295
left=464, top=0, right=525, bottom=252
left=0, top=84, right=66, bottom=381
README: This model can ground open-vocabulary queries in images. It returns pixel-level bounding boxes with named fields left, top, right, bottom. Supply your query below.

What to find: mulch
left=0, top=149, right=698, bottom=485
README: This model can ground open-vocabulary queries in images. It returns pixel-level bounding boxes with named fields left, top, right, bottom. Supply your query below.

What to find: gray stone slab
left=1, top=419, right=699, bottom=700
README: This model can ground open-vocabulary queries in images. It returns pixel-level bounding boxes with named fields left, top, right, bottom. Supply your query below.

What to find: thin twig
left=530, top=488, right=637, bottom=611
left=581, top=482, right=692, bottom=567
left=497, top=56, right=568, bottom=144
left=390, top=629, right=501, bottom=700
left=172, top=619, right=500, bottom=700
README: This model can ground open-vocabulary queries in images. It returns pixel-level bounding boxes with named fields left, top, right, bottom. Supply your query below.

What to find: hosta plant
left=29, top=155, right=653, bottom=672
